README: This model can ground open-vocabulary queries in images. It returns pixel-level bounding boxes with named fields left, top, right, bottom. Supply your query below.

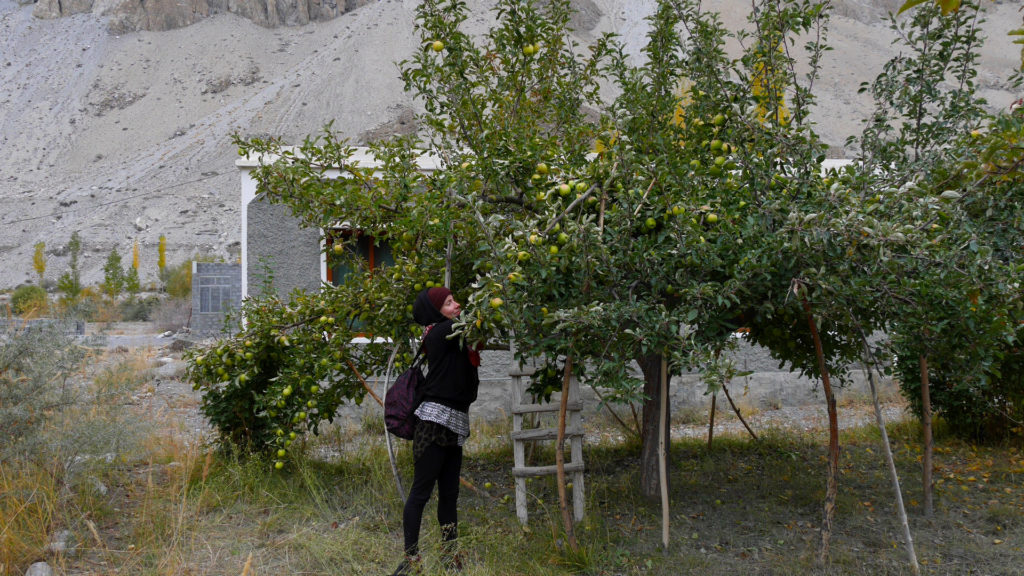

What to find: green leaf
left=897, top=0, right=931, bottom=15
left=938, top=0, right=961, bottom=15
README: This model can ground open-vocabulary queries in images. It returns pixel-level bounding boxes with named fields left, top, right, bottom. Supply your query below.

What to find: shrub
left=1, top=322, right=147, bottom=572
left=0, top=320, right=87, bottom=460
left=11, top=284, right=47, bottom=316
left=150, top=296, right=192, bottom=333
left=896, top=333, right=1024, bottom=442
left=57, top=286, right=102, bottom=321
left=120, top=295, right=161, bottom=322
left=165, top=260, right=193, bottom=299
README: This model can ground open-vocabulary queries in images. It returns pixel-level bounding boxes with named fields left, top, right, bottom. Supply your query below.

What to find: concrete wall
left=332, top=339, right=898, bottom=424
left=190, top=262, right=242, bottom=334
left=246, top=195, right=322, bottom=298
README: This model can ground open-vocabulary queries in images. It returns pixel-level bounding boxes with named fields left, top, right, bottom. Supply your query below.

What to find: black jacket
left=420, top=319, right=479, bottom=412
left=412, top=289, right=479, bottom=412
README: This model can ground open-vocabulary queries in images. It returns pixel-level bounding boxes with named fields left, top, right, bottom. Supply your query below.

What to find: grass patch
left=3, top=349, right=1023, bottom=575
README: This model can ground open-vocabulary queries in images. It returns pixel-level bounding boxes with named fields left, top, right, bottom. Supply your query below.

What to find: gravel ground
left=95, top=322, right=912, bottom=449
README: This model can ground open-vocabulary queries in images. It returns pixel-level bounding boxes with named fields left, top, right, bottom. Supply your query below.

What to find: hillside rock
left=0, top=0, right=1019, bottom=291
left=32, top=0, right=374, bottom=32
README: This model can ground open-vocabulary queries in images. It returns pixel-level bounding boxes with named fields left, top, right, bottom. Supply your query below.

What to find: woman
left=392, top=286, right=480, bottom=575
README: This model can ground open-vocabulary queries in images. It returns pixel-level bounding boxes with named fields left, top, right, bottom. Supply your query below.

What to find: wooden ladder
left=509, top=357, right=585, bottom=525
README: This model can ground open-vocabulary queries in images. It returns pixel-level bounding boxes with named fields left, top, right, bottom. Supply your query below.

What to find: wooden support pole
left=659, top=355, right=670, bottom=552
left=920, top=354, right=934, bottom=517
left=707, top=391, right=717, bottom=450
left=860, top=334, right=920, bottom=575
left=556, top=357, right=579, bottom=552
left=722, top=382, right=758, bottom=441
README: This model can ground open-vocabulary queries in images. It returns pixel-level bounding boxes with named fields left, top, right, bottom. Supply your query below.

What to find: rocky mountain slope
left=0, top=0, right=1019, bottom=290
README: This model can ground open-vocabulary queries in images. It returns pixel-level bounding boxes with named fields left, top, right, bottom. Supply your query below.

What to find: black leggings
left=402, top=441, right=462, bottom=555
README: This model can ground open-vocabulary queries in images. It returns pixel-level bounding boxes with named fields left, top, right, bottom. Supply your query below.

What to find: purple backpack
left=384, top=345, right=426, bottom=440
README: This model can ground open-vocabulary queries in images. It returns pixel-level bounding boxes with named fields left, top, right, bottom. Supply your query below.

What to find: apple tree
left=188, top=0, right=613, bottom=465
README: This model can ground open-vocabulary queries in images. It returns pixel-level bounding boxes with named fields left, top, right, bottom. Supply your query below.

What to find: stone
left=43, top=528, right=77, bottom=555
left=25, top=562, right=54, bottom=576
left=32, top=0, right=93, bottom=19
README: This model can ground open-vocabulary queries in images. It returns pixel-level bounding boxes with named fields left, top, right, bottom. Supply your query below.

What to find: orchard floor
left=38, top=329, right=1024, bottom=576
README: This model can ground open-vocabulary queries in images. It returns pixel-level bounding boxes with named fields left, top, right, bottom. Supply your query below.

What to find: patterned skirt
left=412, top=419, right=461, bottom=461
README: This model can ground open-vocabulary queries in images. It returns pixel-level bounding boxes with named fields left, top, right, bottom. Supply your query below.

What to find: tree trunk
left=800, top=296, right=840, bottom=566
left=639, top=353, right=670, bottom=501
left=920, top=355, right=934, bottom=517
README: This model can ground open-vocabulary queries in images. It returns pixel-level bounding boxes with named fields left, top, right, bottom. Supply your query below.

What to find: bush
left=120, top=295, right=161, bottom=322
left=165, top=260, right=193, bottom=299
left=56, top=286, right=102, bottom=321
left=0, top=320, right=87, bottom=460
left=1, top=322, right=147, bottom=572
left=896, top=335, right=1024, bottom=442
left=150, top=297, right=192, bottom=333
left=11, top=284, right=47, bottom=316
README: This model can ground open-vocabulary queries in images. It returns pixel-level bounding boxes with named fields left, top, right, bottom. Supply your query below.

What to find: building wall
left=245, top=195, right=322, bottom=298
left=190, top=262, right=242, bottom=334
left=332, top=341, right=896, bottom=423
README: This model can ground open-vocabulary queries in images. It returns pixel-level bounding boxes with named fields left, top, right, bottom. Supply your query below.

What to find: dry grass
left=3, top=344, right=1023, bottom=575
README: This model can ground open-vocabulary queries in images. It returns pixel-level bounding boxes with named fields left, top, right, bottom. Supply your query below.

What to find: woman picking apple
left=392, top=287, right=480, bottom=575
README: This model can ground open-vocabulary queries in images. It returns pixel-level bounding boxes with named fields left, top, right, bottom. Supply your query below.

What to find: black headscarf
left=413, top=288, right=448, bottom=326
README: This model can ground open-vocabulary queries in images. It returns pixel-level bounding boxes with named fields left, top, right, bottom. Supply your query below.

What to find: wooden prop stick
left=556, top=357, right=579, bottom=553
left=706, top=391, right=717, bottom=450
left=859, top=330, right=920, bottom=575
left=659, top=355, right=670, bottom=552
left=379, top=346, right=405, bottom=502
left=721, top=382, right=758, bottom=441
left=348, top=359, right=383, bottom=407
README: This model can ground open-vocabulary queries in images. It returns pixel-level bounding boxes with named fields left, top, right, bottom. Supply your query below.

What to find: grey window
left=199, top=276, right=233, bottom=313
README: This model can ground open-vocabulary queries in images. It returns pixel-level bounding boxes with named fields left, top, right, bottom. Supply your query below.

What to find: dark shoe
left=441, top=550, right=465, bottom=573
left=440, top=540, right=464, bottom=573
left=390, top=554, right=422, bottom=576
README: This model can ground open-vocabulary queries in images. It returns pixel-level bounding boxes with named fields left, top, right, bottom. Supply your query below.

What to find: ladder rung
left=509, top=366, right=537, bottom=377
left=512, top=400, right=582, bottom=415
left=512, top=462, right=585, bottom=477
left=510, top=427, right=583, bottom=441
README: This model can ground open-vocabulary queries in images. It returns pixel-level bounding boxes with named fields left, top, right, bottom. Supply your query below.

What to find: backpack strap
left=410, top=323, right=434, bottom=369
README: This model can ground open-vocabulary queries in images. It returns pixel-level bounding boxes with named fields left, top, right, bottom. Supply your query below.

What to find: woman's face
left=440, top=294, right=461, bottom=319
